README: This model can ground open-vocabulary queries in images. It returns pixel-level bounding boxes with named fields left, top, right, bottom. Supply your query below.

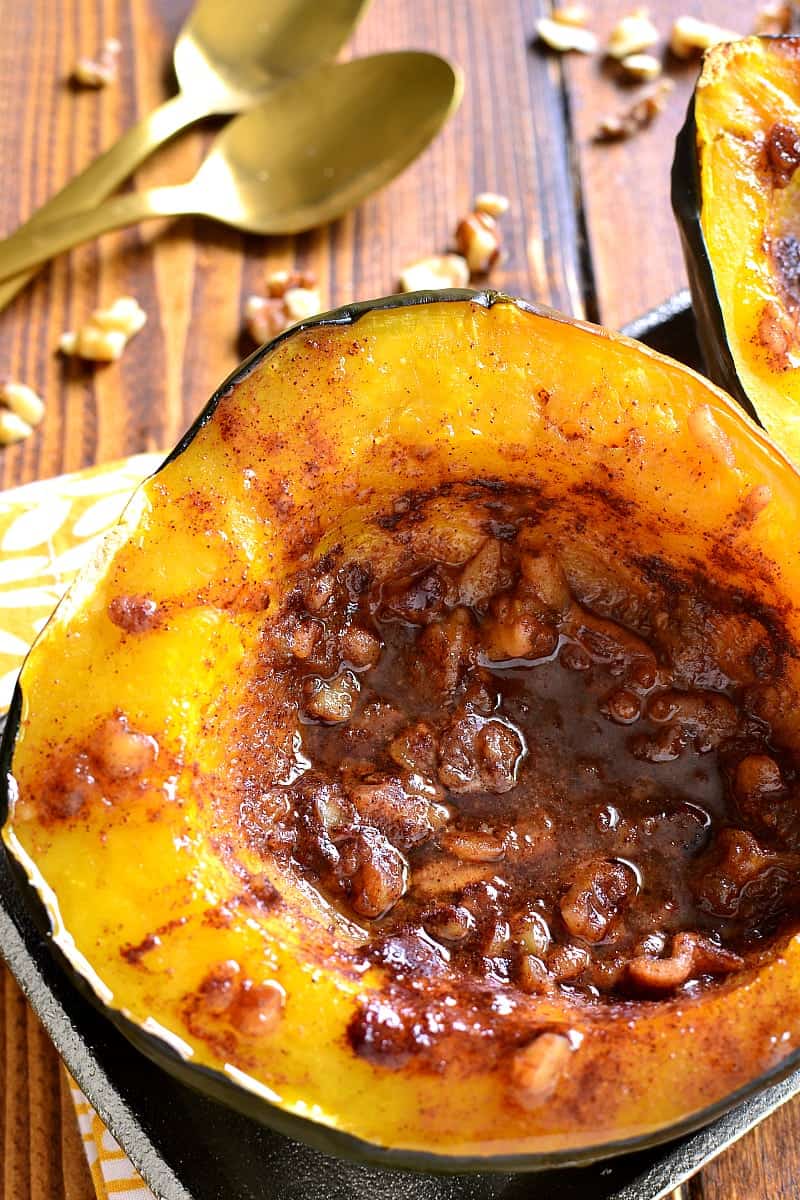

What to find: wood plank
left=0, top=0, right=585, bottom=494
left=4, top=971, right=31, bottom=1200
left=26, top=1004, right=64, bottom=1200
left=559, top=0, right=765, bottom=329
left=688, top=1099, right=800, bottom=1200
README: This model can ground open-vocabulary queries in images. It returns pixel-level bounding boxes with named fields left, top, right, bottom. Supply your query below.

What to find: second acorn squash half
left=5, top=291, right=800, bottom=1169
left=673, top=35, right=800, bottom=462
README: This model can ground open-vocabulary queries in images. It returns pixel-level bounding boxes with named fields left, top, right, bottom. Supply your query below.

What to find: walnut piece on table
left=398, top=254, right=470, bottom=293
left=594, top=79, right=674, bottom=142
left=536, top=16, right=597, bottom=53
left=754, top=2, right=793, bottom=34
left=606, top=8, right=660, bottom=60
left=60, top=296, right=146, bottom=362
left=669, top=16, right=742, bottom=58
left=244, top=270, right=322, bottom=345
left=619, top=52, right=662, bottom=81
left=72, top=38, right=121, bottom=87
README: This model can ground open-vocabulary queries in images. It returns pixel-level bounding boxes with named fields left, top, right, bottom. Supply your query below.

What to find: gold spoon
left=0, top=0, right=370, bottom=312
left=0, top=53, right=462, bottom=280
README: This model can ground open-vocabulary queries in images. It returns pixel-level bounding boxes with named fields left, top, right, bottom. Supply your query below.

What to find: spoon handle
left=0, top=185, right=199, bottom=281
left=0, top=91, right=208, bottom=312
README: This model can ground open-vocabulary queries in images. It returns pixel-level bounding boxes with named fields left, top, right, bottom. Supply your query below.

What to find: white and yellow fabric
left=0, top=456, right=164, bottom=1197
left=70, top=1079, right=156, bottom=1199
left=0, top=454, right=161, bottom=712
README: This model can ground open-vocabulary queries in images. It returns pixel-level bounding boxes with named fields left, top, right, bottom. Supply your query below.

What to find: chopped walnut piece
left=620, top=52, right=662, bottom=81
left=559, top=859, right=636, bottom=942
left=0, top=409, right=33, bottom=446
left=244, top=273, right=322, bottom=344
left=88, top=712, right=158, bottom=781
left=627, top=932, right=743, bottom=994
left=411, top=607, right=477, bottom=694
left=340, top=625, right=381, bottom=668
left=594, top=79, right=674, bottom=142
left=482, top=594, right=558, bottom=661
left=474, top=191, right=510, bottom=217
left=754, top=2, right=793, bottom=34
left=266, top=269, right=317, bottom=298
left=607, top=9, right=659, bottom=60
left=303, top=671, right=359, bottom=723
left=552, top=4, right=589, bottom=27
left=687, top=404, right=735, bottom=467
left=457, top=538, right=507, bottom=607
left=283, top=286, right=322, bottom=323
left=0, top=381, right=44, bottom=427
left=509, top=1031, right=575, bottom=1110
left=669, top=16, right=742, bottom=58
left=108, top=594, right=159, bottom=634
left=536, top=16, right=598, bottom=53
left=454, top=211, right=501, bottom=275
left=513, top=909, right=552, bottom=957
left=398, top=253, right=470, bottom=293
left=72, top=37, right=121, bottom=87
left=423, top=903, right=474, bottom=942
left=348, top=774, right=446, bottom=849
left=389, top=721, right=439, bottom=773
left=60, top=296, right=146, bottom=361
left=230, top=979, right=286, bottom=1037
left=440, top=829, right=507, bottom=863
left=438, top=712, right=524, bottom=795
left=341, top=828, right=409, bottom=918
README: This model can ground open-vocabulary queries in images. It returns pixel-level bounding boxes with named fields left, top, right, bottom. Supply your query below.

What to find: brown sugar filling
left=239, top=506, right=800, bottom=1031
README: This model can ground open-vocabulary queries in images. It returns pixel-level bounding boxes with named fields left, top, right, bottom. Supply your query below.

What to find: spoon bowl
left=0, top=52, right=463, bottom=279
left=173, top=0, right=373, bottom=113
left=194, top=52, right=463, bottom=233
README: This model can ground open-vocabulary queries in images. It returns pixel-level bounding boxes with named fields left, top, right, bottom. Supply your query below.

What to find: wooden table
left=0, top=1, right=798, bottom=1197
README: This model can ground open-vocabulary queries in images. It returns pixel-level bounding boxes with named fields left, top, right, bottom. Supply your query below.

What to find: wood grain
left=559, top=0, right=766, bottom=329
left=1, top=1, right=800, bottom=1198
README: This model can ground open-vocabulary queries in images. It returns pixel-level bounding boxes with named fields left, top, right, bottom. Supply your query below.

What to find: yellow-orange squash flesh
left=6, top=293, right=800, bottom=1162
left=694, top=36, right=800, bottom=463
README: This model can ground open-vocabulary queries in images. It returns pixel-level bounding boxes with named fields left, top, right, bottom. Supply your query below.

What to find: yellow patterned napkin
left=0, top=453, right=161, bottom=713
left=0, top=455, right=164, bottom=1197
left=70, top=1078, right=156, bottom=1199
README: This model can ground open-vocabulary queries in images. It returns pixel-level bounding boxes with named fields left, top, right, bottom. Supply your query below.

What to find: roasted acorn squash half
left=5, top=290, right=800, bottom=1171
left=673, top=35, right=800, bottom=460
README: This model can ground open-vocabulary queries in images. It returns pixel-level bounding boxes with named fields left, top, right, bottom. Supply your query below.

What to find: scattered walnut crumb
left=509, top=1031, right=576, bottom=1110
left=72, top=38, right=121, bottom=87
left=474, top=191, right=510, bottom=217
left=399, top=254, right=470, bottom=293
left=455, top=211, right=502, bottom=275
left=245, top=271, right=322, bottom=344
left=61, top=297, right=145, bottom=358
left=60, top=296, right=146, bottom=362
left=536, top=16, right=597, bottom=53
left=754, top=1, right=793, bottom=34
left=266, top=269, right=317, bottom=298
left=0, top=409, right=34, bottom=446
left=0, top=381, right=44, bottom=427
left=620, top=52, right=662, bottom=81
left=552, top=4, right=589, bottom=26
left=669, top=16, right=742, bottom=58
left=594, top=78, right=674, bottom=142
left=607, top=9, right=660, bottom=60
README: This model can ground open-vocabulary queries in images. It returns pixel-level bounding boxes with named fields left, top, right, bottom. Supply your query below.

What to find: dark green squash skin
left=671, top=94, right=759, bottom=425
left=4, top=288, right=800, bottom=1173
